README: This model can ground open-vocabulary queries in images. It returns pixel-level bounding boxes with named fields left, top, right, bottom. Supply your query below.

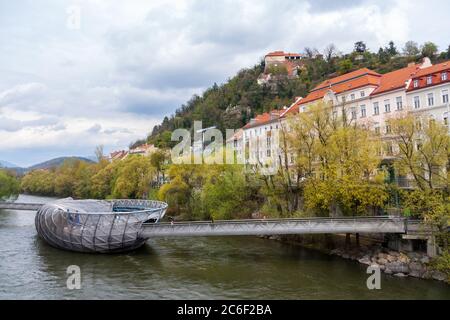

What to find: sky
left=0, top=0, right=449, bottom=167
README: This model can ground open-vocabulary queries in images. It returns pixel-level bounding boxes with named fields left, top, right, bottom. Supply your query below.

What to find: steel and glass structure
left=35, top=198, right=167, bottom=253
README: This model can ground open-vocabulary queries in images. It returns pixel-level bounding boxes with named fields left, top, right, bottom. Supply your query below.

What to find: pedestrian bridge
left=0, top=202, right=415, bottom=237
left=142, top=216, right=409, bottom=237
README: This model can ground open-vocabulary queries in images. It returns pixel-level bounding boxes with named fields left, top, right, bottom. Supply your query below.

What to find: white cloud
left=0, top=0, right=449, bottom=166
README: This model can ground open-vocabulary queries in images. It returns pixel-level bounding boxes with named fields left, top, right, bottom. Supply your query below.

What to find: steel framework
left=34, top=198, right=167, bottom=253
left=142, top=216, right=407, bottom=237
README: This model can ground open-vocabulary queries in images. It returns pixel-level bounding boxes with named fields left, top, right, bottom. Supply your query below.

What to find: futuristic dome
left=35, top=198, right=167, bottom=253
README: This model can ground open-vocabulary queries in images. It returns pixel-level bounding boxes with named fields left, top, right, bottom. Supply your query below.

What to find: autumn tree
left=388, top=114, right=449, bottom=250
left=0, top=169, right=20, bottom=200
left=280, top=102, right=387, bottom=220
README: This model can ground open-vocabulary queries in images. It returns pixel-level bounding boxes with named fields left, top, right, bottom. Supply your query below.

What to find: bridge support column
left=427, top=236, right=437, bottom=258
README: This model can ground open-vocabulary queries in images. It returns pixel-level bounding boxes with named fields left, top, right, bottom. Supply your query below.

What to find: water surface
left=0, top=195, right=449, bottom=299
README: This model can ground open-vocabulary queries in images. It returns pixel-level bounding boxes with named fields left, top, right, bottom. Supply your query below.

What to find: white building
left=406, top=61, right=450, bottom=130
left=239, top=58, right=450, bottom=173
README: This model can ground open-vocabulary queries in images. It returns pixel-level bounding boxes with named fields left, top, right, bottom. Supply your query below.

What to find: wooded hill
left=133, top=41, right=450, bottom=149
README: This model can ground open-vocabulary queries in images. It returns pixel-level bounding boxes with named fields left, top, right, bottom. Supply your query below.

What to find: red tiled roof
left=313, top=68, right=380, bottom=91
left=280, top=97, right=303, bottom=117
left=282, top=69, right=381, bottom=116
left=266, top=51, right=302, bottom=57
left=411, top=61, right=450, bottom=78
left=407, top=61, right=450, bottom=91
left=371, top=64, right=421, bottom=96
left=243, top=110, right=281, bottom=129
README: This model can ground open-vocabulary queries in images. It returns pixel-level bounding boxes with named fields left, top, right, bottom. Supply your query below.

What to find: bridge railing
left=149, top=215, right=406, bottom=226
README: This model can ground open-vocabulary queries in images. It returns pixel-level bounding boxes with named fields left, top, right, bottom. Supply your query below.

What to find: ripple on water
left=0, top=195, right=450, bottom=299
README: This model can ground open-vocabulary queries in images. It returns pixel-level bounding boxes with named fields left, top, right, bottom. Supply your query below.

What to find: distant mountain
left=0, top=160, right=18, bottom=168
left=27, top=157, right=95, bottom=171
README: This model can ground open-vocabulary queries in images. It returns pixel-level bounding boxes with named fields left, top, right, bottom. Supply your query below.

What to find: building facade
left=240, top=58, right=450, bottom=174
left=406, top=61, right=450, bottom=129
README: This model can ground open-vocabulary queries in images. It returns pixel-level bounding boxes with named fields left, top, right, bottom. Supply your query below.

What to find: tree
left=304, top=47, right=319, bottom=59
left=389, top=114, right=449, bottom=250
left=150, top=150, right=169, bottom=186
left=403, top=41, right=420, bottom=56
left=421, top=42, right=438, bottom=58
left=338, top=59, right=353, bottom=74
left=378, top=47, right=390, bottom=64
left=447, top=45, right=450, bottom=59
left=111, top=156, right=156, bottom=199
left=386, top=41, right=398, bottom=56
left=266, top=64, right=288, bottom=75
left=389, top=115, right=449, bottom=191
left=0, top=169, right=20, bottom=200
left=323, top=43, right=337, bottom=62
left=283, top=102, right=387, bottom=218
left=354, top=41, right=367, bottom=53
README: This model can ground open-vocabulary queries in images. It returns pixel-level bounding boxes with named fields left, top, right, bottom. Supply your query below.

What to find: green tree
left=285, top=102, right=387, bottom=217
left=403, top=41, right=420, bottom=56
left=389, top=114, right=449, bottom=250
left=421, top=42, right=438, bottom=58
left=111, top=156, right=156, bottom=199
left=0, top=169, right=20, bottom=200
left=354, top=41, right=367, bottom=53
left=338, top=59, right=353, bottom=74
left=386, top=41, right=398, bottom=56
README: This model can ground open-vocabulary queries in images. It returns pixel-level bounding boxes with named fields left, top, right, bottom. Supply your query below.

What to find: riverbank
left=262, top=234, right=449, bottom=284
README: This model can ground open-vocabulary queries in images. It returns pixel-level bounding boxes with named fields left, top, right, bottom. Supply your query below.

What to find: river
left=0, top=195, right=449, bottom=299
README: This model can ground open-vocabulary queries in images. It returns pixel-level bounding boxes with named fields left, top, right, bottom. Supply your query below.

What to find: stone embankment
left=262, top=235, right=448, bottom=283
left=331, top=246, right=447, bottom=282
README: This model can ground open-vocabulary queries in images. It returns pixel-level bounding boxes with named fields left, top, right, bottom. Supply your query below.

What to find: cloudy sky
left=0, top=0, right=449, bottom=167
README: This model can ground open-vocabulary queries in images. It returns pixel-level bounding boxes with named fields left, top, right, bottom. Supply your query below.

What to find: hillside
left=136, top=41, right=450, bottom=149
left=0, top=160, right=18, bottom=168
left=27, top=157, right=95, bottom=171
left=1, top=157, right=95, bottom=176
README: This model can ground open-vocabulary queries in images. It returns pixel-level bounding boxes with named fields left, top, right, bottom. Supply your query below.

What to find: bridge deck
left=0, top=202, right=43, bottom=211
left=0, top=203, right=420, bottom=237
left=142, top=216, right=408, bottom=237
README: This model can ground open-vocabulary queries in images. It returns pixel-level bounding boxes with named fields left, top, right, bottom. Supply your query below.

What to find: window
left=414, top=96, right=420, bottom=109
left=442, top=72, right=448, bottom=81
left=351, top=107, right=357, bottom=120
left=385, top=125, right=391, bottom=134
left=360, top=91, right=365, bottom=97
left=426, top=76, right=433, bottom=85
left=373, top=102, right=379, bottom=115
left=443, top=89, right=449, bottom=104
left=444, top=116, right=448, bottom=126
left=351, top=93, right=355, bottom=100
left=375, top=127, right=380, bottom=135
left=266, top=149, right=271, bottom=157
left=360, top=105, right=366, bottom=117
left=332, top=110, right=338, bottom=119
left=384, top=99, right=391, bottom=113
left=413, top=80, right=419, bottom=88
left=386, top=143, right=393, bottom=156
left=427, top=93, right=434, bottom=106
left=266, top=136, right=271, bottom=148
left=342, top=96, right=346, bottom=103
left=416, top=119, right=422, bottom=130
left=396, top=97, right=403, bottom=110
